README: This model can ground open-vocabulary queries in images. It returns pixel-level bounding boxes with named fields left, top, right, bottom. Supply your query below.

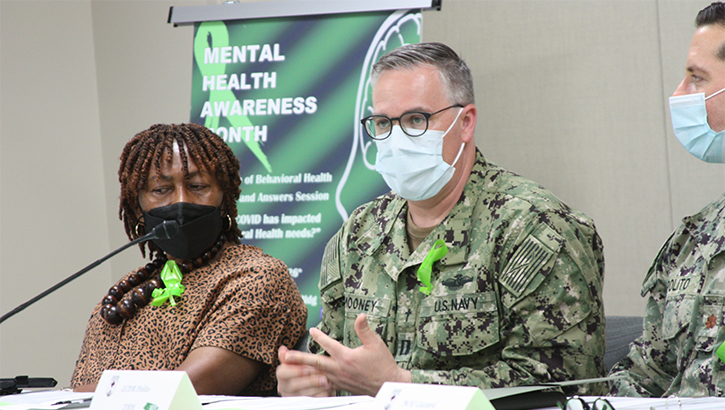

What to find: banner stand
left=169, top=0, right=440, bottom=328
left=168, top=0, right=441, bottom=26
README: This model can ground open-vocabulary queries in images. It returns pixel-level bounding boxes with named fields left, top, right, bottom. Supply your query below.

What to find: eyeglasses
left=360, top=104, right=464, bottom=140
left=558, top=397, right=616, bottom=410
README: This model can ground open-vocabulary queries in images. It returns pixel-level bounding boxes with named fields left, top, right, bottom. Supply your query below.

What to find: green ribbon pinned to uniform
left=151, top=260, right=185, bottom=307
left=416, top=239, right=448, bottom=295
left=717, top=342, right=725, bottom=363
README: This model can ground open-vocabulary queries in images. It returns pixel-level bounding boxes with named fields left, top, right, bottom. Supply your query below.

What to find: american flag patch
left=320, top=230, right=342, bottom=289
left=499, top=235, right=555, bottom=296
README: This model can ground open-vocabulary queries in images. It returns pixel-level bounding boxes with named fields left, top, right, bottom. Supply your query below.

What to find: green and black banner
left=191, top=9, right=422, bottom=327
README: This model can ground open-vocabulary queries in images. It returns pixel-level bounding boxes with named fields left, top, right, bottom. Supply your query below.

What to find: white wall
left=0, top=0, right=208, bottom=388
left=424, top=0, right=724, bottom=321
left=0, top=0, right=720, bottom=388
left=1, top=0, right=109, bottom=388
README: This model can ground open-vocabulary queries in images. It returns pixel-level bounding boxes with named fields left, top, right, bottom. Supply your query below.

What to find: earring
left=135, top=221, right=145, bottom=238
left=224, top=214, right=234, bottom=231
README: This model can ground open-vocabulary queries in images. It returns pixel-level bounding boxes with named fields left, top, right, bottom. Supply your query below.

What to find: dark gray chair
left=603, top=316, right=643, bottom=371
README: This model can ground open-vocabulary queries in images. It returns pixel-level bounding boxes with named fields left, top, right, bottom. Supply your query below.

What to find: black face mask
left=142, top=202, right=222, bottom=260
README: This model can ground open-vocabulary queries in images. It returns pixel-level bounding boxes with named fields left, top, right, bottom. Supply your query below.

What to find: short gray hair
left=370, top=42, right=475, bottom=105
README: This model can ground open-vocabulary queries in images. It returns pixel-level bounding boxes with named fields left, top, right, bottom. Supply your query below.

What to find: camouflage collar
left=353, top=150, right=490, bottom=280
left=680, top=192, right=725, bottom=262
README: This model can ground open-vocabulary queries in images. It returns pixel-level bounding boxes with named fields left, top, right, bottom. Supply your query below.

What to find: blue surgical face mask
left=669, top=87, right=725, bottom=163
left=374, top=108, right=464, bottom=201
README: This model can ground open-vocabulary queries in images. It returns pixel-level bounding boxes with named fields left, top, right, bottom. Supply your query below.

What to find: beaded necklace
left=100, top=234, right=227, bottom=325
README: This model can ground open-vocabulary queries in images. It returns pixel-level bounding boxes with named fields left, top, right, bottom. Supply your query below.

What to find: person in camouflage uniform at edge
left=609, top=2, right=725, bottom=398
left=276, top=42, right=606, bottom=397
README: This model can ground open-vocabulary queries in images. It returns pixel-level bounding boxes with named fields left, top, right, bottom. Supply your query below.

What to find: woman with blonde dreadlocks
left=71, top=123, right=307, bottom=396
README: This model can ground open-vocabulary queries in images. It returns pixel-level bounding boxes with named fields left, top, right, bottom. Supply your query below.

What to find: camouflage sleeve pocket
left=498, top=224, right=562, bottom=302
left=319, top=230, right=344, bottom=303
left=416, top=291, right=499, bottom=356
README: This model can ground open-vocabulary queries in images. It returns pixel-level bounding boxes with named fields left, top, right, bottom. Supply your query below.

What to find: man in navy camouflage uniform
left=610, top=2, right=725, bottom=397
left=277, top=42, right=606, bottom=397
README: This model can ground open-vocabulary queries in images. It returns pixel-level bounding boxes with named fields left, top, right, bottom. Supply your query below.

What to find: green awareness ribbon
left=151, top=260, right=185, bottom=307
left=717, top=341, right=725, bottom=363
left=416, top=239, right=448, bottom=296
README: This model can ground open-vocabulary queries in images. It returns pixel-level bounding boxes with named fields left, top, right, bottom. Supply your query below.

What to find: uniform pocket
left=342, top=293, right=391, bottom=348
left=417, top=292, right=498, bottom=356
left=696, top=295, right=723, bottom=353
left=661, top=293, right=694, bottom=340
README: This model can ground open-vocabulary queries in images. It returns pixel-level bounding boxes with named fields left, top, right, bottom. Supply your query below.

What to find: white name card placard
left=90, top=370, right=202, bottom=410
left=376, top=382, right=495, bottom=410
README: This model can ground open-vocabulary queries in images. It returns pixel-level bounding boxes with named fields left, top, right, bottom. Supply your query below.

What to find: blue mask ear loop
left=416, top=239, right=448, bottom=295
left=702, top=87, right=725, bottom=134
left=706, top=87, right=725, bottom=101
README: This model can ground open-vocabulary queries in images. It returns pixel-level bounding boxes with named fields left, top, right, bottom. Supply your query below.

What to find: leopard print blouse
left=70, top=244, right=307, bottom=395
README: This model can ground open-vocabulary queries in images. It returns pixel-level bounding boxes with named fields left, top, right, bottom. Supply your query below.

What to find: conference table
left=4, top=389, right=725, bottom=410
